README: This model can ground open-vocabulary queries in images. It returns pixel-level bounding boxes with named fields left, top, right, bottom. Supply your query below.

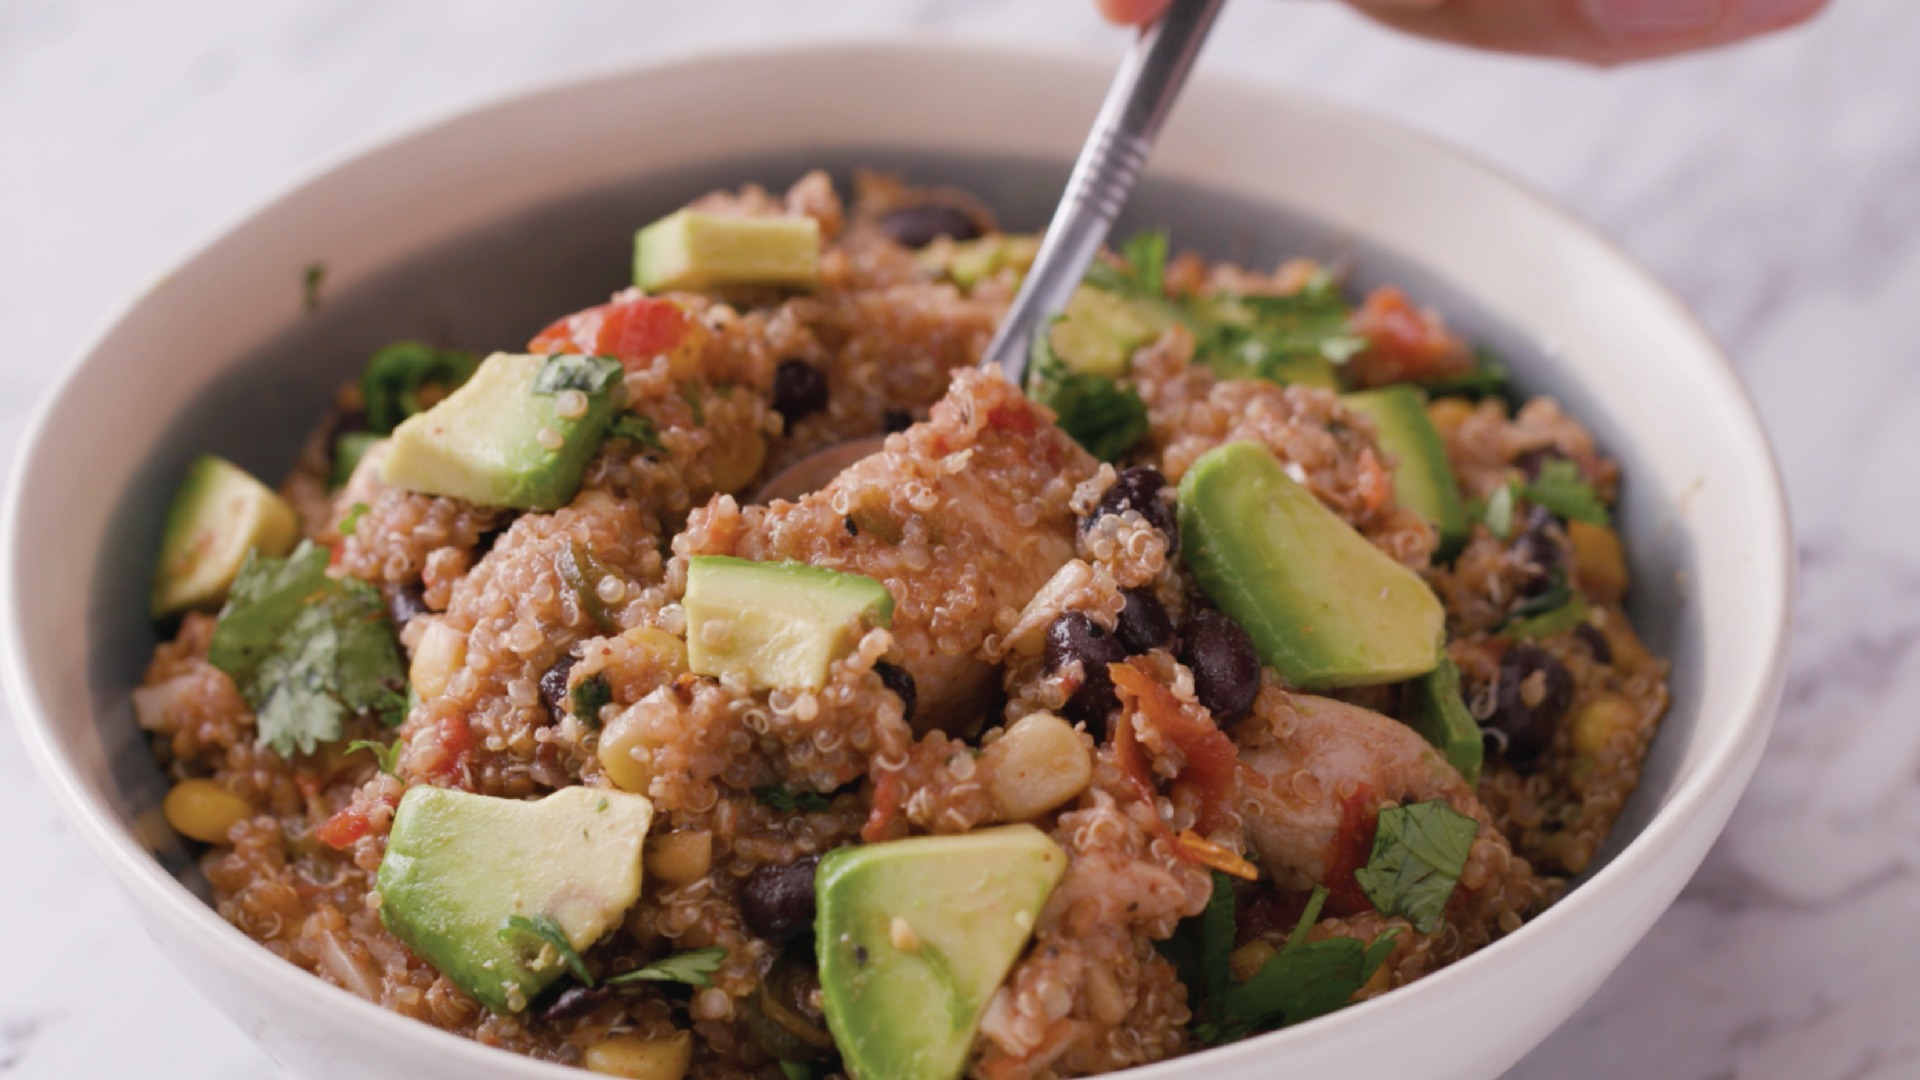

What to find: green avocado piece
left=634, top=209, right=820, bottom=292
left=150, top=455, right=299, bottom=617
left=1342, top=386, right=1470, bottom=558
left=921, top=234, right=1041, bottom=290
left=1407, top=657, right=1483, bottom=785
left=683, top=556, right=893, bottom=691
left=329, top=431, right=384, bottom=490
left=1182, top=293, right=1342, bottom=390
left=1047, top=285, right=1177, bottom=379
left=375, top=786, right=653, bottom=1014
left=1178, top=441, right=1445, bottom=689
left=380, top=352, right=621, bottom=510
left=816, top=826, right=1067, bottom=1080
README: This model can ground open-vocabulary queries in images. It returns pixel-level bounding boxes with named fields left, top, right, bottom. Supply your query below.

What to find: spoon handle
left=984, top=0, right=1227, bottom=387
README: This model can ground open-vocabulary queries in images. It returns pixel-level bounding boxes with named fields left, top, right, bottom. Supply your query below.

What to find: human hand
left=1093, top=0, right=1829, bottom=64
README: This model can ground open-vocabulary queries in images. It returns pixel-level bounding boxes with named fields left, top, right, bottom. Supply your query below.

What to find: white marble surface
left=4, top=1, right=1918, bottom=1077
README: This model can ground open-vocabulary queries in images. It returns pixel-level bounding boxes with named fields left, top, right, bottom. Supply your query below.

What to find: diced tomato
left=1357, top=448, right=1392, bottom=513
left=316, top=807, right=370, bottom=849
left=1348, top=286, right=1469, bottom=386
left=1320, top=782, right=1380, bottom=917
left=528, top=292, right=693, bottom=371
left=861, top=769, right=907, bottom=843
left=986, top=402, right=1038, bottom=437
left=1110, top=661, right=1240, bottom=837
left=428, top=714, right=473, bottom=781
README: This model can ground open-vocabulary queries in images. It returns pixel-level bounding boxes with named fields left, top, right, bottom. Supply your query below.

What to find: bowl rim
left=2, top=35, right=1793, bottom=1080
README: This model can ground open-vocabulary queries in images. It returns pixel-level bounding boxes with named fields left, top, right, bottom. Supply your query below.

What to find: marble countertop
left=4, top=1, right=1917, bottom=1077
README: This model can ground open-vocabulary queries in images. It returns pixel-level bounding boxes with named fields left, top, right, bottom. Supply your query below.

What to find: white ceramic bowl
left=3, top=40, right=1791, bottom=1080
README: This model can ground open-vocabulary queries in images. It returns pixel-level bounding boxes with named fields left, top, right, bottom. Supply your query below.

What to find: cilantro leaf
left=778, top=1063, right=814, bottom=1080
left=1352, top=801, right=1479, bottom=933
left=1200, top=870, right=1237, bottom=1021
left=208, top=542, right=406, bottom=758
left=532, top=354, right=622, bottom=396
left=609, top=413, right=665, bottom=451
left=1200, top=885, right=1398, bottom=1043
left=1508, top=570, right=1571, bottom=620
left=360, top=341, right=477, bottom=434
left=1085, top=229, right=1169, bottom=298
left=1523, top=460, right=1609, bottom=525
left=680, top=381, right=706, bottom=426
left=498, top=914, right=592, bottom=985
left=1417, top=349, right=1512, bottom=399
left=570, top=674, right=612, bottom=728
left=347, top=738, right=403, bottom=777
left=1183, top=277, right=1363, bottom=387
left=603, top=946, right=727, bottom=988
left=338, top=501, right=370, bottom=537
left=755, top=786, right=831, bottom=814
left=1033, top=372, right=1149, bottom=462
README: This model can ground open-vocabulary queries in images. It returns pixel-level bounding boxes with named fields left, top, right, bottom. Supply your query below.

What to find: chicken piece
left=1233, top=688, right=1548, bottom=965
left=681, top=367, right=1095, bottom=732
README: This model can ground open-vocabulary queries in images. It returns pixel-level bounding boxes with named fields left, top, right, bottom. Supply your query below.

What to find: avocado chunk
left=329, top=431, right=383, bottom=490
left=1342, top=386, right=1470, bottom=557
left=634, top=209, right=820, bottom=292
left=1182, top=292, right=1343, bottom=390
left=1047, top=285, right=1176, bottom=379
left=816, top=826, right=1067, bottom=1080
left=375, top=786, right=653, bottom=1014
left=922, top=234, right=1041, bottom=290
left=150, top=455, right=299, bottom=617
left=380, top=352, right=622, bottom=510
left=683, top=556, right=893, bottom=691
left=1178, top=441, right=1444, bottom=689
left=1407, top=657, right=1483, bottom=785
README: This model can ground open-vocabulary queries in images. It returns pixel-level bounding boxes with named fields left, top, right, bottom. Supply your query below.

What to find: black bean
left=772, top=360, right=830, bottom=426
left=881, top=408, right=914, bottom=434
left=1573, top=623, right=1613, bottom=665
left=384, top=583, right=430, bottom=629
left=540, top=985, right=610, bottom=1023
left=1180, top=609, right=1261, bottom=721
left=539, top=654, right=578, bottom=725
left=1044, top=612, right=1127, bottom=733
left=876, top=204, right=983, bottom=248
left=1486, top=643, right=1573, bottom=766
left=1116, top=588, right=1175, bottom=655
left=874, top=660, right=917, bottom=725
left=741, top=856, right=821, bottom=944
left=1511, top=504, right=1564, bottom=599
left=1088, top=466, right=1179, bottom=553
left=1514, top=448, right=1559, bottom=481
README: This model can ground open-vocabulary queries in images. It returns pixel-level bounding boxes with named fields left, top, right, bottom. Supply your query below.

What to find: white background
left=4, top=1, right=1918, bottom=1077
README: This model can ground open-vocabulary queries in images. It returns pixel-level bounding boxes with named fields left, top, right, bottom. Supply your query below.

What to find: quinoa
left=134, top=170, right=1671, bottom=1078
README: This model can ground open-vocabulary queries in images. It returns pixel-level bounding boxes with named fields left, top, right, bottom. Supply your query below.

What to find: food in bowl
left=131, top=169, right=1669, bottom=1079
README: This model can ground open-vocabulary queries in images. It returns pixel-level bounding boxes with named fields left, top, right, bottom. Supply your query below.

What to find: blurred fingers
left=1096, top=0, right=1175, bottom=26
left=1345, top=0, right=1830, bottom=64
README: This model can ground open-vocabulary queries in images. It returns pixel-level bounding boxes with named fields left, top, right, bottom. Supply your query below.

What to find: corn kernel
left=645, top=830, right=712, bottom=887
left=1571, top=693, right=1639, bottom=757
left=1228, top=939, right=1277, bottom=983
left=584, top=1031, right=692, bottom=1080
left=162, top=778, right=253, bottom=844
left=1426, top=397, right=1475, bottom=439
left=1568, top=521, right=1628, bottom=601
left=598, top=711, right=655, bottom=794
left=623, top=626, right=688, bottom=678
left=983, top=711, right=1093, bottom=821
left=409, top=619, right=467, bottom=700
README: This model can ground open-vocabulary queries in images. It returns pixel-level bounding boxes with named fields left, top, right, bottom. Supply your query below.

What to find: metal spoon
left=755, top=0, right=1226, bottom=503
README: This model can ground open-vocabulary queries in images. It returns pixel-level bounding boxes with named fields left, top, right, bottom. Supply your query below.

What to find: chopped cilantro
left=1508, top=571, right=1571, bottom=621
left=1508, top=594, right=1592, bottom=641
left=680, top=381, right=706, bottom=426
left=603, top=946, right=727, bottom=988
left=570, top=674, right=612, bottom=728
left=1184, top=278, right=1365, bottom=384
left=1085, top=229, right=1169, bottom=298
left=346, top=738, right=403, bottom=777
left=360, top=341, right=478, bottom=434
left=755, top=785, right=832, bottom=813
left=338, top=501, right=370, bottom=537
left=1025, top=320, right=1150, bottom=462
left=1419, top=349, right=1512, bottom=399
left=1198, top=885, right=1398, bottom=1043
left=302, top=262, right=325, bottom=312
left=778, top=1063, right=814, bottom=1080
left=1524, top=460, right=1609, bottom=525
left=608, top=413, right=665, bottom=451
left=207, top=542, right=406, bottom=757
left=1199, top=870, right=1236, bottom=1019
left=1352, top=800, right=1479, bottom=933
left=498, top=913, right=592, bottom=985
left=532, top=354, right=622, bottom=396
